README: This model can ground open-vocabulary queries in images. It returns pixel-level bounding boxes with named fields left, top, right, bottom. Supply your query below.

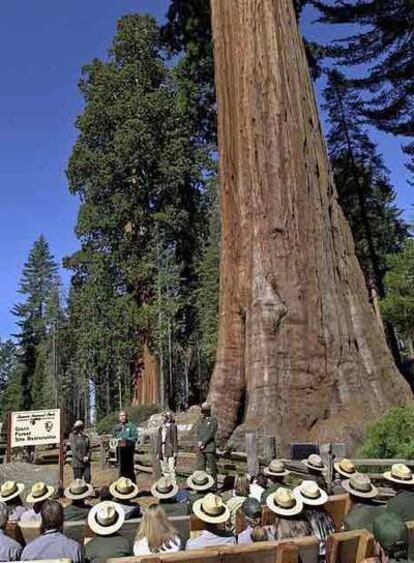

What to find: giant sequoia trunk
left=208, top=0, right=411, bottom=449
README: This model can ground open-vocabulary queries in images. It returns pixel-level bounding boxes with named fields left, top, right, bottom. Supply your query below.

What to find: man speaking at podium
left=113, top=410, right=138, bottom=482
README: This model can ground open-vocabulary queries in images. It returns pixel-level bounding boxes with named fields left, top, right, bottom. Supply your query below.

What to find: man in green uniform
left=261, top=460, right=292, bottom=503
left=384, top=464, right=414, bottom=522
left=63, top=479, right=93, bottom=522
left=113, top=410, right=138, bottom=483
left=196, top=403, right=218, bottom=486
left=373, top=511, right=414, bottom=562
left=86, top=501, right=131, bottom=563
left=70, top=420, right=91, bottom=483
left=151, top=477, right=189, bottom=517
left=342, top=473, right=385, bottom=532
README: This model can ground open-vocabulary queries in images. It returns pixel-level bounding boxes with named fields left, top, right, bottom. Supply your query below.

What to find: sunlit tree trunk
left=209, top=0, right=411, bottom=449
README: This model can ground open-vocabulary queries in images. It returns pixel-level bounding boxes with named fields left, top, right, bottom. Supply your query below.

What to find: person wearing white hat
left=20, top=481, right=55, bottom=523
left=184, top=470, right=215, bottom=507
left=384, top=464, right=414, bottom=522
left=195, top=403, right=218, bottom=487
left=70, top=419, right=91, bottom=483
left=0, top=481, right=25, bottom=521
left=266, top=487, right=312, bottom=541
left=109, top=477, right=141, bottom=519
left=332, top=458, right=358, bottom=494
left=134, top=504, right=181, bottom=555
left=0, top=501, right=22, bottom=561
left=63, top=479, right=94, bottom=521
left=151, top=477, right=189, bottom=517
left=262, top=460, right=291, bottom=503
left=86, top=501, right=131, bottom=563
left=186, top=493, right=235, bottom=550
left=21, top=500, right=82, bottom=562
left=295, top=481, right=335, bottom=562
left=342, top=473, right=385, bottom=533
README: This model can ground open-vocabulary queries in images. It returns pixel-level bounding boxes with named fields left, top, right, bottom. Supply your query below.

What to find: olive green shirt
left=386, top=490, right=414, bottom=522
left=85, top=533, right=131, bottom=563
left=343, top=503, right=386, bottom=533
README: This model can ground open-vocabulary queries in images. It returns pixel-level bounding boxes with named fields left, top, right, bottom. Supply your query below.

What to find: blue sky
left=0, top=1, right=412, bottom=339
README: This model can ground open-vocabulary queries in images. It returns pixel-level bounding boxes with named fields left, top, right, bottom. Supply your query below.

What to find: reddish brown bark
left=209, top=0, right=411, bottom=449
left=133, top=344, right=160, bottom=406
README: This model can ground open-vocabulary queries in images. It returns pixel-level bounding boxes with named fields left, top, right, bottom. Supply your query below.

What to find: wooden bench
left=326, top=529, right=375, bottom=563
left=107, top=536, right=319, bottom=563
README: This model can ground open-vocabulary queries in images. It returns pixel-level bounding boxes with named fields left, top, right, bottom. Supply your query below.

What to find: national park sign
left=10, top=409, right=61, bottom=448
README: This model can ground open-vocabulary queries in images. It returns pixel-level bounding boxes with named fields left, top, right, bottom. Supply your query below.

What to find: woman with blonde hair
left=226, top=473, right=250, bottom=533
left=133, top=504, right=181, bottom=555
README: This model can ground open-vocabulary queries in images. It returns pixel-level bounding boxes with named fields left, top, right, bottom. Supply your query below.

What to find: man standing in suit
left=196, top=402, right=218, bottom=487
left=113, top=410, right=138, bottom=483
left=157, top=412, right=178, bottom=483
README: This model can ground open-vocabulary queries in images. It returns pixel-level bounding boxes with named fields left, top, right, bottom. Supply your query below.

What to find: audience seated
left=86, top=501, right=132, bottom=563
left=295, top=480, right=335, bottom=562
left=0, top=481, right=25, bottom=522
left=332, top=459, right=357, bottom=494
left=226, top=473, right=250, bottom=532
left=186, top=493, right=236, bottom=549
left=342, top=474, right=385, bottom=532
left=151, top=477, right=189, bottom=517
left=249, top=472, right=267, bottom=502
left=183, top=471, right=215, bottom=507
left=373, top=511, right=413, bottom=562
left=109, top=478, right=141, bottom=520
left=63, top=479, right=93, bottom=522
left=0, top=501, right=22, bottom=561
left=21, top=500, right=82, bottom=562
left=266, top=487, right=312, bottom=540
left=384, top=464, right=414, bottom=522
left=262, top=460, right=291, bottom=503
left=238, top=497, right=273, bottom=545
left=21, top=481, right=55, bottom=523
left=134, top=503, right=181, bottom=555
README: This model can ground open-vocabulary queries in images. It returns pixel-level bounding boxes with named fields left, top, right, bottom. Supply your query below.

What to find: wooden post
left=100, top=438, right=107, bottom=471
left=320, top=442, right=333, bottom=494
left=246, top=432, right=259, bottom=477
left=6, top=411, right=11, bottom=464
left=150, top=432, right=161, bottom=480
left=262, top=435, right=276, bottom=465
left=58, top=409, right=64, bottom=491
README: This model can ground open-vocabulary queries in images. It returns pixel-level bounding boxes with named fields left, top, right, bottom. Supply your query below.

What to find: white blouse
left=133, top=536, right=181, bottom=556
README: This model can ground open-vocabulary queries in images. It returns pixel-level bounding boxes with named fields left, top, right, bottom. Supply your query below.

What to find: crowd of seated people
left=0, top=457, right=413, bottom=561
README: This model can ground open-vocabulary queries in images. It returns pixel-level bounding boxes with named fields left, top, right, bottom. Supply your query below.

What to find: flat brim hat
left=109, top=478, right=139, bottom=500
left=88, top=501, right=125, bottom=536
left=64, top=479, right=94, bottom=500
left=0, top=481, right=25, bottom=503
left=334, top=459, right=357, bottom=479
left=302, top=455, right=327, bottom=473
left=187, top=471, right=215, bottom=491
left=266, top=487, right=303, bottom=517
left=294, top=480, right=328, bottom=506
left=383, top=464, right=414, bottom=486
left=26, top=482, right=54, bottom=504
left=193, top=493, right=230, bottom=524
left=151, top=478, right=179, bottom=500
left=264, top=459, right=290, bottom=477
left=342, top=475, right=378, bottom=499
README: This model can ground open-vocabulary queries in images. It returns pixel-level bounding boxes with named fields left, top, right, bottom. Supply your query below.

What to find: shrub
left=358, top=405, right=414, bottom=459
left=96, top=404, right=160, bottom=435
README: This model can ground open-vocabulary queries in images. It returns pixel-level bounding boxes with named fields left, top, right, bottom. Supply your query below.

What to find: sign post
left=8, top=409, right=63, bottom=487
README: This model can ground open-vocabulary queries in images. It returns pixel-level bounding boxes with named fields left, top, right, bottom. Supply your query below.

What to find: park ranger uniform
left=196, top=414, right=218, bottom=484
left=70, top=430, right=91, bottom=483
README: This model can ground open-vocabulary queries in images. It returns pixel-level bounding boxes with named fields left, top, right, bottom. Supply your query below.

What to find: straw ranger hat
left=187, top=470, right=215, bottom=491
left=88, top=501, right=125, bottom=535
left=193, top=493, right=230, bottom=524
left=267, top=487, right=303, bottom=517
left=64, top=479, right=94, bottom=501
left=334, top=458, right=357, bottom=479
left=151, top=477, right=179, bottom=500
left=383, top=464, right=414, bottom=486
left=109, top=477, right=139, bottom=500
left=342, top=473, right=378, bottom=499
left=264, top=459, right=290, bottom=478
left=0, top=481, right=24, bottom=502
left=302, top=454, right=327, bottom=473
left=73, top=420, right=84, bottom=429
left=294, top=480, right=328, bottom=506
left=26, top=481, right=54, bottom=504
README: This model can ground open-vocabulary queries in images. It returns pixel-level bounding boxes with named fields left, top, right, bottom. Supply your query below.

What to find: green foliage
left=359, top=405, right=414, bottom=459
left=96, top=404, right=160, bottom=435
left=380, top=239, right=414, bottom=347
left=313, top=0, right=414, bottom=176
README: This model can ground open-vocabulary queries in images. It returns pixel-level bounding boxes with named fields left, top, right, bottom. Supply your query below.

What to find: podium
left=117, top=439, right=134, bottom=449
left=117, top=439, right=136, bottom=481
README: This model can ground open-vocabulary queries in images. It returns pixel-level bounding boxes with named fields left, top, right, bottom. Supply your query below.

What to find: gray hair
left=0, top=502, right=9, bottom=529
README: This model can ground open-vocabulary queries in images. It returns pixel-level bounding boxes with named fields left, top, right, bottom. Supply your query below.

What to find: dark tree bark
left=208, top=0, right=411, bottom=449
